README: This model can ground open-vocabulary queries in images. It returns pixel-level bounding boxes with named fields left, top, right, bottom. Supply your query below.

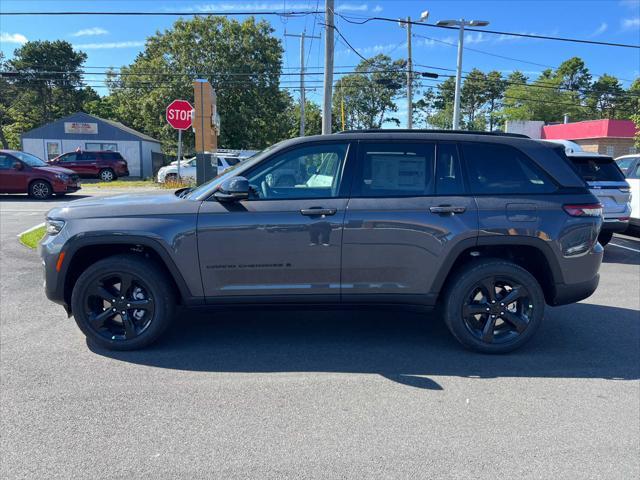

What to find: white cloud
left=464, top=32, right=486, bottom=45
left=74, top=41, right=145, bottom=50
left=336, top=3, right=369, bottom=12
left=187, top=3, right=313, bottom=12
left=588, top=22, right=608, bottom=37
left=71, top=27, right=109, bottom=37
left=619, top=0, right=640, bottom=8
left=372, top=5, right=383, bottom=13
left=621, top=17, right=640, bottom=29
left=0, top=32, right=28, bottom=44
left=337, top=41, right=405, bottom=57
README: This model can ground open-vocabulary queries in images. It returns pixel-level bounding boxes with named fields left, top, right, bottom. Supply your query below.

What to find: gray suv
left=41, top=131, right=604, bottom=353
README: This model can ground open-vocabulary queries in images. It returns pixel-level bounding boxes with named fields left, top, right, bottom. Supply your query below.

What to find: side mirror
left=214, top=176, right=249, bottom=202
left=13, top=162, right=23, bottom=171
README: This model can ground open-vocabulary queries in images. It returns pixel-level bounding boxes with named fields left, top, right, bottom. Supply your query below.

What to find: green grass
left=19, top=225, right=46, bottom=249
left=85, top=179, right=158, bottom=189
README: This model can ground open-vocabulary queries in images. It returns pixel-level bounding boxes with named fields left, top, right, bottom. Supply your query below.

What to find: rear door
left=568, top=155, right=630, bottom=219
left=341, top=140, right=478, bottom=304
left=78, top=152, right=100, bottom=176
left=55, top=153, right=81, bottom=174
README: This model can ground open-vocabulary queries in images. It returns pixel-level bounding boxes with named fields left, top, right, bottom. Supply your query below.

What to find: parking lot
left=1, top=191, right=639, bottom=479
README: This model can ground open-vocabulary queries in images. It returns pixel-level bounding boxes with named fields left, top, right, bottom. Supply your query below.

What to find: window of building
left=86, top=142, right=118, bottom=151
left=354, top=142, right=435, bottom=197
left=46, top=142, right=61, bottom=160
left=461, top=142, right=556, bottom=194
left=605, top=145, right=615, bottom=156
left=629, top=146, right=637, bottom=154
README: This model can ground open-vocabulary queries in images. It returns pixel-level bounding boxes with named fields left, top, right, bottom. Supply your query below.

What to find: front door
left=197, top=141, right=354, bottom=301
left=0, top=154, right=27, bottom=192
left=341, top=141, right=479, bottom=303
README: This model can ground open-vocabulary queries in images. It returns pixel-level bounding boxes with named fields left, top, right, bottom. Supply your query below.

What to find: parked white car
left=616, top=154, right=640, bottom=228
left=157, top=156, right=241, bottom=183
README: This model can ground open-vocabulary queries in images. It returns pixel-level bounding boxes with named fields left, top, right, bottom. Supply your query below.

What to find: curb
left=17, top=222, right=45, bottom=249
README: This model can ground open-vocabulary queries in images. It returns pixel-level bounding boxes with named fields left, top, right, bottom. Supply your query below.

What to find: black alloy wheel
left=85, top=273, right=155, bottom=341
left=462, top=276, right=532, bottom=344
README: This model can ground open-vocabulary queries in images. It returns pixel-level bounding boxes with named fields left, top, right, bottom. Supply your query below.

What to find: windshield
left=186, top=141, right=288, bottom=200
left=568, top=155, right=626, bottom=182
left=12, top=151, right=48, bottom=167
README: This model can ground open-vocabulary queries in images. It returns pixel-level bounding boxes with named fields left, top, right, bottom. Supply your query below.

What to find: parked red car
left=0, top=150, right=81, bottom=199
left=49, top=150, right=129, bottom=182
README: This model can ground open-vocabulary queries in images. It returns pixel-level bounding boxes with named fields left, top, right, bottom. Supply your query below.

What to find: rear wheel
left=443, top=260, right=545, bottom=354
left=71, top=254, right=175, bottom=350
left=28, top=180, right=53, bottom=199
left=164, top=173, right=178, bottom=183
left=598, top=230, right=613, bottom=246
left=98, top=168, right=116, bottom=182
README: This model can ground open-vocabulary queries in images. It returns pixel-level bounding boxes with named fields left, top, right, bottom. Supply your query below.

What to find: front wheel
left=598, top=231, right=613, bottom=246
left=71, top=254, right=175, bottom=350
left=28, top=180, right=53, bottom=199
left=442, top=260, right=545, bottom=354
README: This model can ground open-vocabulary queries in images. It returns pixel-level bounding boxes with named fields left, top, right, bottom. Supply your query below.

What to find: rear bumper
left=550, top=274, right=600, bottom=306
left=601, top=218, right=629, bottom=233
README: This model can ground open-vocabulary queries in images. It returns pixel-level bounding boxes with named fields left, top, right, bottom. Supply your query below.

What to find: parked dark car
left=49, top=150, right=129, bottom=182
left=41, top=130, right=603, bottom=353
left=0, top=150, right=80, bottom=199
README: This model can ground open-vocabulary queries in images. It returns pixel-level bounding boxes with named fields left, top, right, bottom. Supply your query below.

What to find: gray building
left=21, top=112, right=162, bottom=178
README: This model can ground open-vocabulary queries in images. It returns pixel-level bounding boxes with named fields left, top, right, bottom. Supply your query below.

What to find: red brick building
left=542, top=119, right=638, bottom=158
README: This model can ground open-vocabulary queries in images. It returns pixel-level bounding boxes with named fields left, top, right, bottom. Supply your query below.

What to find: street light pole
left=452, top=21, right=465, bottom=130
left=436, top=18, right=490, bottom=130
left=406, top=16, right=412, bottom=129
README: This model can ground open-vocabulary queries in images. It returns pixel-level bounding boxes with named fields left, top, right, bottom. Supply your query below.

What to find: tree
left=106, top=16, right=289, bottom=151
left=6, top=41, right=87, bottom=127
left=587, top=74, right=625, bottom=119
left=285, top=98, right=322, bottom=137
left=416, top=77, right=455, bottom=129
left=0, top=52, right=14, bottom=148
left=332, top=54, right=405, bottom=130
left=484, top=71, right=507, bottom=131
left=461, top=68, right=487, bottom=129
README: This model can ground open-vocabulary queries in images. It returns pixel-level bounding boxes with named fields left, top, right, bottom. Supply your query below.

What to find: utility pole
left=322, top=0, right=334, bottom=134
left=285, top=31, right=320, bottom=137
left=406, top=16, right=413, bottom=129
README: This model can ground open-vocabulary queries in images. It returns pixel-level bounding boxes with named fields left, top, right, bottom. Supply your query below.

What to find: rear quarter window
left=461, top=142, right=556, bottom=194
left=568, top=156, right=626, bottom=182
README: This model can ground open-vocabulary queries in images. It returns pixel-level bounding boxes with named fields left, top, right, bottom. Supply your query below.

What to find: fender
left=429, top=235, right=564, bottom=295
left=60, top=233, right=204, bottom=306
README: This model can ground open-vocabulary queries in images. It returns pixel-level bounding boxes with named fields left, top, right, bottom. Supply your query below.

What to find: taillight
left=563, top=203, right=603, bottom=217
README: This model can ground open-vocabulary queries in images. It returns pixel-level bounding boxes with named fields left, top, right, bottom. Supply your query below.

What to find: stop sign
left=166, top=99, right=193, bottom=130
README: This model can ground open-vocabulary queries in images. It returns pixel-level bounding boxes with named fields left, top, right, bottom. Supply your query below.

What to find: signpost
left=166, top=99, right=193, bottom=180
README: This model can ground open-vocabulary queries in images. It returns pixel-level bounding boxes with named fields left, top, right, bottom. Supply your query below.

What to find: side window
left=436, top=143, right=465, bottom=195
left=616, top=157, right=636, bottom=175
left=0, top=155, right=15, bottom=169
left=461, top=142, right=556, bottom=194
left=59, top=153, right=76, bottom=163
left=354, top=142, right=434, bottom=197
left=246, top=143, right=349, bottom=200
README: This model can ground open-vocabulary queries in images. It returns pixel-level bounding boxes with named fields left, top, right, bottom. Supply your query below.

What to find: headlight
left=45, top=219, right=65, bottom=235
left=55, top=173, right=69, bottom=181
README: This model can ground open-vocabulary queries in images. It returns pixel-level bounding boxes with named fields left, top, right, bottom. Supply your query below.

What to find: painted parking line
left=609, top=243, right=640, bottom=253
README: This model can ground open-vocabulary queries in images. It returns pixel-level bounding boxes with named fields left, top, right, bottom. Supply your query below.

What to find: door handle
left=300, top=207, right=337, bottom=217
left=430, top=205, right=466, bottom=214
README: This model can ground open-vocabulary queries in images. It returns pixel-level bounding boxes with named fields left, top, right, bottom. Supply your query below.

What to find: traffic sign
left=166, top=99, right=193, bottom=130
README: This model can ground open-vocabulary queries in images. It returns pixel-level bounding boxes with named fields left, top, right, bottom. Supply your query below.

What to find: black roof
left=338, top=129, right=529, bottom=138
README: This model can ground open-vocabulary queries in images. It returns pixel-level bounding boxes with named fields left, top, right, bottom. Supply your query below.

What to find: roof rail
left=337, top=128, right=530, bottom=139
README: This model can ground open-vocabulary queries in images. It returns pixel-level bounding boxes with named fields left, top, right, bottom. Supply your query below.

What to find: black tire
left=28, top=180, right=53, bottom=199
left=98, top=168, right=116, bottom=182
left=598, top=230, right=613, bottom=246
left=442, top=259, right=545, bottom=354
left=55, top=193, right=67, bottom=197
left=71, top=254, right=175, bottom=350
left=164, top=173, right=178, bottom=183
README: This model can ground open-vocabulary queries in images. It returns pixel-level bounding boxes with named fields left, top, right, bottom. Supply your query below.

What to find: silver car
left=566, top=152, right=631, bottom=245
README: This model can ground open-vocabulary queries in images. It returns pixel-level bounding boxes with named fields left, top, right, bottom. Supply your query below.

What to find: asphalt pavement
left=1, top=190, right=639, bottom=479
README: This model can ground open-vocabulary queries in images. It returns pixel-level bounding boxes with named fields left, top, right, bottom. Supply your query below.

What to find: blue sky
left=2, top=0, right=639, bottom=120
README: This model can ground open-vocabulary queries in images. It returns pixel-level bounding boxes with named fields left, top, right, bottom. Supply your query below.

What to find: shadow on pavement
left=0, top=193, right=91, bottom=202
left=91, top=302, right=640, bottom=389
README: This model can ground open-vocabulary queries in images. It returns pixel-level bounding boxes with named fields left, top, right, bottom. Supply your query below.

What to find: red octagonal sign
left=166, top=99, right=193, bottom=130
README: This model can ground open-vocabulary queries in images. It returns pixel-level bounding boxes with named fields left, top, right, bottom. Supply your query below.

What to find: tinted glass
left=436, top=143, right=465, bottom=195
left=616, top=156, right=638, bottom=175
left=12, top=151, right=47, bottom=166
left=0, top=155, right=14, bottom=169
left=461, top=143, right=555, bottom=194
left=101, top=152, right=123, bottom=160
left=247, top=143, right=348, bottom=199
left=355, top=142, right=434, bottom=197
left=569, top=156, right=626, bottom=182
left=59, top=154, right=77, bottom=163
left=226, top=157, right=240, bottom=166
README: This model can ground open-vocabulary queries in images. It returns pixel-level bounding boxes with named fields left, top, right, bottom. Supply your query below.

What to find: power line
left=335, top=12, right=640, bottom=49
left=0, top=10, right=323, bottom=17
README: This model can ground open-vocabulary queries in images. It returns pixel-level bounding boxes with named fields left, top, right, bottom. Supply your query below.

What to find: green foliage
left=332, top=54, right=405, bottom=130
left=105, top=16, right=288, bottom=152
left=286, top=99, right=322, bottom=137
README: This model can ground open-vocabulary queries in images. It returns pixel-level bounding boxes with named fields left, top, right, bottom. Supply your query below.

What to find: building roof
left=542, top=119, right=637, bottom=140
left=21, top=112, right=161, bottom=143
